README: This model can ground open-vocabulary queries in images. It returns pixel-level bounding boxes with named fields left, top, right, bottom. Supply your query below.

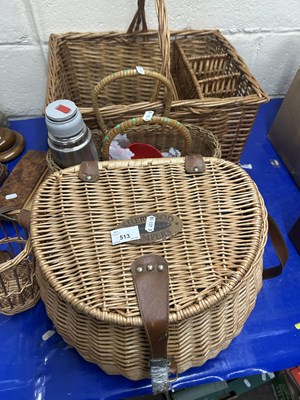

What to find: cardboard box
left=268, top=67, right=300, bottom=188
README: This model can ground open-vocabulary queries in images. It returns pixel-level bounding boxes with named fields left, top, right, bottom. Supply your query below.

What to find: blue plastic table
left=1, top=99, right=300, bottom=400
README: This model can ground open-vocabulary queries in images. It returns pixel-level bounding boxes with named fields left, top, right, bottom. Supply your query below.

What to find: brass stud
left=147, top=264, right=154, bottom=271
left=86, top=175, right=92, bottom=181
left=136, top=266, right=144, bottom=273
left=157, top=264, right=165, bottom=272
left=193, top=167, right=199, bottom=172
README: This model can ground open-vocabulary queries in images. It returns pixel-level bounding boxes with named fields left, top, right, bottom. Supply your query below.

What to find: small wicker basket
left=47, top=69, right=221, bottom=171
left=92, top=69, right=222, bottom=161
left=0, top=217, right=39, bottom=315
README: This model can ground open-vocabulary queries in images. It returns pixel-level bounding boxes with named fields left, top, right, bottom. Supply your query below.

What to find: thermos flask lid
left=45, top=99, right=84, bottom=139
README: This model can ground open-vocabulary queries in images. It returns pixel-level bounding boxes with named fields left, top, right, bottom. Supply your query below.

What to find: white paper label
left=136, top=66, right=145, bottom=75
left=5, top=193, right=17, bottom=200
left=243, top=379, right=251, bottom=388
left=111, top=226, right=140, bottom=245
left=240, top=163, right=253, bottom=170
left=42, top=330, right=55, bottom=341
left=145, top=215, right=156, bottom=232
left=143, top=110, right=154, bottom=121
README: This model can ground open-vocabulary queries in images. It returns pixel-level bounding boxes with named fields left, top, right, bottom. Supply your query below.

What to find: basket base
left=37, top=260, right=263, bottom=381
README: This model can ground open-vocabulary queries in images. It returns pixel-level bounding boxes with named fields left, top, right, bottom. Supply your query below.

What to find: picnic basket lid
left=31, top=156, right=267, bottom=326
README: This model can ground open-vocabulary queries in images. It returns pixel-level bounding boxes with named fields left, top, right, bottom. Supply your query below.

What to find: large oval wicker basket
left=31, top=156, right=268, bottom=390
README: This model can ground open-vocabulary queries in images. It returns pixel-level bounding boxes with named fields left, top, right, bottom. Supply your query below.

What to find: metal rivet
left=157, top=264, right=165, bottom=272
left=193, top=167, right=199, bottom=172
left=147, top=264, right=154, bottom=271
left=136, top=266, right=144, bottom=273
left=86, top=175, right=92, bottom=181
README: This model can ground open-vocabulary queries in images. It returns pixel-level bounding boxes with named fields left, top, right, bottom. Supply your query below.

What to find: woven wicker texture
left=47, top=69, right=221, bottom=171
left=46, top=0, right=173, bottom=107
left=92, top=68, right=222, bottom=160
left=91, top=68, right=174, bottom=137
left=46, top=120, right=221, bottom=171
left=101, top=116, right=222, bottom=161
left=170, top=32, right=269, bottom=161
left=0, top=220, right=39, bottom=315
left=45, top=0, right=268, bottom=163
left=31, top=157, right=268, bottom=379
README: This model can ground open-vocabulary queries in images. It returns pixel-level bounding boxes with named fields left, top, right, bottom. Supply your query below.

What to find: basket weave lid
left=31, top=157, right=267, bottom=326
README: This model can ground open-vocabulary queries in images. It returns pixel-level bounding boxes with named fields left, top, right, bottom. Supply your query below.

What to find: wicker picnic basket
left=45, top=0, right=268, bottom=163
left=46, top=0, right=173, bottom=110
left=0, top=215, right=39, bottom=315
left=31, top=155, right=270, bottom=392
left=46, top=69, right=221, bottom=171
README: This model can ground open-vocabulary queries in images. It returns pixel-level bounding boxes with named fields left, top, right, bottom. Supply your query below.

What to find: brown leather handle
left=263, top=215, right=288, bottom=279
left=17, top=209, right=31, bottom=230
left=131, top=254, right=170, bottom=394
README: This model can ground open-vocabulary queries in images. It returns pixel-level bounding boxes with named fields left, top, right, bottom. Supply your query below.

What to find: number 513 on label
left=111, top=226, right=140, bottom=245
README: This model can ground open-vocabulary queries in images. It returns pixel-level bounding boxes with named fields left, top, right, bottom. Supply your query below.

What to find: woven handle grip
left=91, top=69, right=174, bottom=137
left=127, top=0, right=170, bottom=80
left=101, top=115, right=192, bottom=161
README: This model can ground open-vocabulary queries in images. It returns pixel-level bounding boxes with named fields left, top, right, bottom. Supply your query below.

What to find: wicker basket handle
left=127, top=0, right=170, bottom=81
left=91, top=69, right=174, bottom=137
left=101, top=116, right=192, bottom=161
left=127, top=0, right=148, bottom=34
left=131, top=254, right=174, bottom=394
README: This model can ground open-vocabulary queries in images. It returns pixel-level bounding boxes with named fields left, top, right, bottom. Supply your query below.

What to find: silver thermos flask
left=45, top=99, right=98, bottom=168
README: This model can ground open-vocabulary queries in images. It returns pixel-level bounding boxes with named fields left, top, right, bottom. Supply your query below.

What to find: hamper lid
left=31, top=157, right=267, bottom=326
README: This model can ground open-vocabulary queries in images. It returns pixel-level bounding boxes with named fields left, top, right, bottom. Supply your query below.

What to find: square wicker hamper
left=30, top=156, right=268, bottom=392
left=45, top=0, right=269, bottom=163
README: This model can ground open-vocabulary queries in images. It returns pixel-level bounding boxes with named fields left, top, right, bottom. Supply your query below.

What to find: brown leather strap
left=185, top=154, right=205, bottom=174
left=131, top=254, right=170, bottom=393
left=263, top=215, right=288, bottom=279
left=17, top=209, right=31, bottom=230
left=78, top=161, right=99, bottom=182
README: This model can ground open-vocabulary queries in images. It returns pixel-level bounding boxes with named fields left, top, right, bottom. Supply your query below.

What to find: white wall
left=0, top=0, right=299, bottom=117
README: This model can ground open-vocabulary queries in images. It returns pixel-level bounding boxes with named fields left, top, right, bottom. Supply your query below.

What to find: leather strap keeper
left=78, top=161, right=99, bottom=182
left=185, top=154, right=206, bottom=174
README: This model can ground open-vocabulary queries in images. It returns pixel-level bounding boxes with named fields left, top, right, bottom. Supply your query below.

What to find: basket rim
left=31, top=157, right=268, bottom=327
left=48, top=29, right=221, bottom=41
left=0, top=237, right=32, bottom=274
left=45, top=29, right=269, bottom=111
